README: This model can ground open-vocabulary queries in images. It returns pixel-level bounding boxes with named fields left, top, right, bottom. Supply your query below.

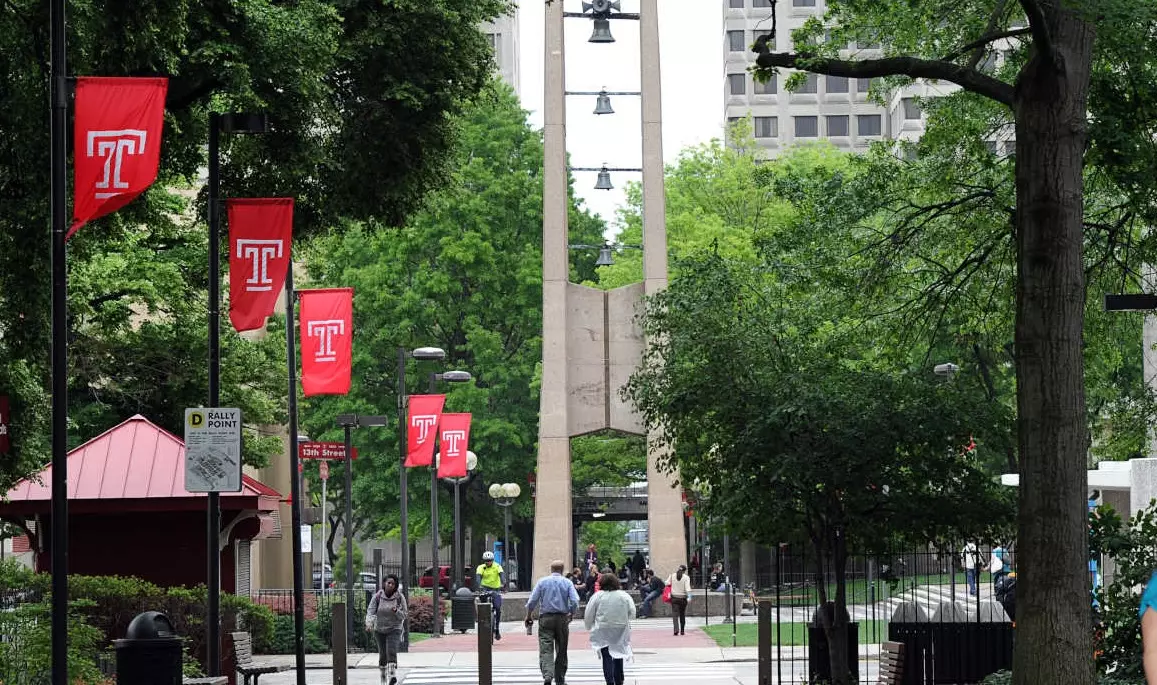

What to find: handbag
left=661, top=585, right=672, bottom=604
left=988, top=554, right=1004, bottom=574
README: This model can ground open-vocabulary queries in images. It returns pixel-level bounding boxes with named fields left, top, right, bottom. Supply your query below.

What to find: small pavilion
left=0, top=414, right=282, bottom=594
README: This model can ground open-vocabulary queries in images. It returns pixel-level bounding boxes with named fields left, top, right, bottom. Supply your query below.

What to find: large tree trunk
left=1011, top=5, right=1095, bottom=685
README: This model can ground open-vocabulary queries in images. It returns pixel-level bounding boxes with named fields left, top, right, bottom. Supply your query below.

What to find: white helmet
left=482, top=551, right=495, bottom=561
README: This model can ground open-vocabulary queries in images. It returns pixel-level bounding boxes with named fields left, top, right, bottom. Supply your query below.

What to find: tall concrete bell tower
left=533, top=0, right=686, bottom=580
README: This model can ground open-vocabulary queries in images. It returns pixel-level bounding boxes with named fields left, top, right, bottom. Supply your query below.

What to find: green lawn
left=409, top=633, right=432, bottom=643
left=702, top=620, right=889, bottom=647
left=763, top=573, right=972, bottom=607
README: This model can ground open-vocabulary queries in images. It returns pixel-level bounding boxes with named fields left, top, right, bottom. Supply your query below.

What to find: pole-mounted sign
left=298, top=441, right=357, bottom=460
left=184, top=408, right=242, bottom=492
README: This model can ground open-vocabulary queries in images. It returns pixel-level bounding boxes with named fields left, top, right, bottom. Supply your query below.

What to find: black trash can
left=451, top=587, right=475, bottom=633
left=808, top=603, right=858, bottom=684
left=114, top=611, right=183, bottom=685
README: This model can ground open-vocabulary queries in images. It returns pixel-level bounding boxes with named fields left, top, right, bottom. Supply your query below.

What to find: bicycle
left=474, top=587, right=505, bottom=638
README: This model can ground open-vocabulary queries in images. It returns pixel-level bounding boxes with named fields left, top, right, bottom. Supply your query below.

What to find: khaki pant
left=538, top=613, right=570, bottom=683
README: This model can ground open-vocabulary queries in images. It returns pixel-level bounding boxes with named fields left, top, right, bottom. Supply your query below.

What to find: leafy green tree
left=0, top=0, right=508, bottom=486
left=626, top=253, right=1012, bottom=685
left=570, top=431, right=647, bottom=496
left=753, top=6, right=1157, bottom=677
left=300, top=83, right=605, bottom=558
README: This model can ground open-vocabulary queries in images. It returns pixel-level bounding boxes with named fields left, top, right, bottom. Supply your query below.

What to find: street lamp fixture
left=413, top=347, right=447, bottom=361
left=934, top=363, right=960, bottom=378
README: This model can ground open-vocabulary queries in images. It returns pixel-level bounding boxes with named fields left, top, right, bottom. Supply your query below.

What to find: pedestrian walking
left=960, top=542, right=980, bottom=596
left=365, top=574, right=407, bottom=685
left=584, top=573, right=634, bottom=685
left=526, top=560, right=580, bottom=685
left=639, top=570, right=663, bottom=618
left=666, top=565, right=692, bottom=636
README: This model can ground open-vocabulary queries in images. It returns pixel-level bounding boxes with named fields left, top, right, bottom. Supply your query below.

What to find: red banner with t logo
left=70, top=77, right=169, bottom=238
left=228, top=198, right=294, bottom=332
left=298, top=288, right=353, bottom=396
left=436, top=413, right=472, bottom=478
left=405, top=395, right=445, bottom=467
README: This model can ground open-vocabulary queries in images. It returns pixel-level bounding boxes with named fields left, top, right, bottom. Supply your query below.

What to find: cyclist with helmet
left=476, top=551, right=507, bottom=640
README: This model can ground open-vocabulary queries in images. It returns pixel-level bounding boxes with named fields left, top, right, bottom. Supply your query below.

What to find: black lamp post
left=206, top=110, right=269, bottom=678
left=427, top=369, right=473, bottom=637
left=335, top=413, right=388, bottom=643
left=440, top=451, right=478, bottom=591
left=488, top=483, right=521, bottom=587
left=397, top=345, right=446, bottom=651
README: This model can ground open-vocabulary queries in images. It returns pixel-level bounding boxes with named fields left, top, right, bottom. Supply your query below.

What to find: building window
left=754, top=116, right=778, bottom=138
left=826, top=115, right=849, bottom=137
left=754, top=75, right=777, bottom=94
left=857, top=114, right=882, bottom=136
left=796, top=74, right=818, bottom=94
left=754, top=0, right=773, bottom=7
left=487, top=33, right=501, bottom=65
left=902, top=98, right=922, bottom=120
left=728, top=73, right=747, bottom=95
left=857, top=77, right=877, bottom=94
left=793, top=0, right=816, bottom=6
left=1003, top=141, right=1016, bottom=156
left=826, top=75, right=849, bottom=93
left=729, top=0, right=745, bottom=7
left=795, top=116, right=818, bottom=137
left=728, top=30, right=746, bottom=52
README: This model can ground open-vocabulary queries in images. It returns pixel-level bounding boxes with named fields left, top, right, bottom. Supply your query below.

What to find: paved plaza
left=255, top=615, right=883, bottom=684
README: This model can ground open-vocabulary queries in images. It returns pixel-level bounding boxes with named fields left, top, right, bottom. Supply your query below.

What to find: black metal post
left=428, top=372, right=441, bottom=637
left=285, top=266, right=307, bottom=684
left=206, top=112, right=223, bottom=677
left=503, top=506, right=511, bottom=578
left=344, top=423, right=355, bottom=642
left=49, top=0, right=68, bottom=681
left=397, top=347, right=410, bottom=652
left=454, top=481, right=462, bottom=590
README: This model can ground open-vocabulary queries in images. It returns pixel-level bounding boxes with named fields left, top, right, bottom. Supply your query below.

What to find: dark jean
left=640, top=590, right=661, bottom=617
left=599, top=646, right=624, bottom=685
left=374, top=630, right=400, bottom=668
left=671, top=596, right=688, bottom=633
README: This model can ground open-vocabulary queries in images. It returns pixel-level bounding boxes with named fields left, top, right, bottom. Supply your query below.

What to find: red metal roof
left=2, top=415, right=281, bottom=510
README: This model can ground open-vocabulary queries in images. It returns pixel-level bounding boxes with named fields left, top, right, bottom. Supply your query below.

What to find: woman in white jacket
left=584, top=572, right=634, bottom=685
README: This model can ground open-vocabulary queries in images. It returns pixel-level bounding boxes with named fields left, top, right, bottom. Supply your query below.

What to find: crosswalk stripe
left=401, top=664, right=736, bottom=684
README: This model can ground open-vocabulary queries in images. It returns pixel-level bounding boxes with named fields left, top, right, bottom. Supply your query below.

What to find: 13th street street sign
left=298, top=442, right=357, bottom=460
left=184, top=408, right=242, bottom=493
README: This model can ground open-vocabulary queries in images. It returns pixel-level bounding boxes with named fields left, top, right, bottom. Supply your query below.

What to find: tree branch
left=943, top=28, right=1031, bottom=65
left=963, top=0, right=1012, bottom=67
left=752, top=45, right=1014, bottom=107
left=1017, top=0, right=1056, bottom=68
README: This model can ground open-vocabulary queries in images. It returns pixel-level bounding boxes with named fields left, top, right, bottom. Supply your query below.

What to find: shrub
left=267, top=615, right=327, bottom=654
left=0, top=602, right=106, bottom=685
left=981, top=672, right=1140, bottom=685
left=1089, top=501, right=1157, bottom=682
left=407, top=594, right=447, bottom=635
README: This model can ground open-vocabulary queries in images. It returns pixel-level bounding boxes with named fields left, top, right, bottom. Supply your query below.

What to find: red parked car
left=419, top=565, right=473, bottom=594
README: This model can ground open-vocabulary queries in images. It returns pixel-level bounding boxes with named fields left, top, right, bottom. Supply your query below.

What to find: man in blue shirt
left=526, top=560, right=580, bottom=685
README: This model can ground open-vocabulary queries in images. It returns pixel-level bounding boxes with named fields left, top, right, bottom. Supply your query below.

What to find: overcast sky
left=516, top=0, right=724, bottom=236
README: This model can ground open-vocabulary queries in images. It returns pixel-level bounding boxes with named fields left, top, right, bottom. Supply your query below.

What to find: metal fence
left=745, top=544, right=1015, bottom=685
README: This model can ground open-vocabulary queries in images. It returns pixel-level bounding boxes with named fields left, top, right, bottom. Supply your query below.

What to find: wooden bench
left=231, top=631, right=289, bottom=685
left=879, top=641, right=904, bottom=685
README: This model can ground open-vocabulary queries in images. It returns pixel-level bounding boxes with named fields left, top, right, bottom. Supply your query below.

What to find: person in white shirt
left=584, top=572, right=634, bottom=685
left=960, top=542, right=980, bottom=596
left=665, top=565, right=693, bottom=636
